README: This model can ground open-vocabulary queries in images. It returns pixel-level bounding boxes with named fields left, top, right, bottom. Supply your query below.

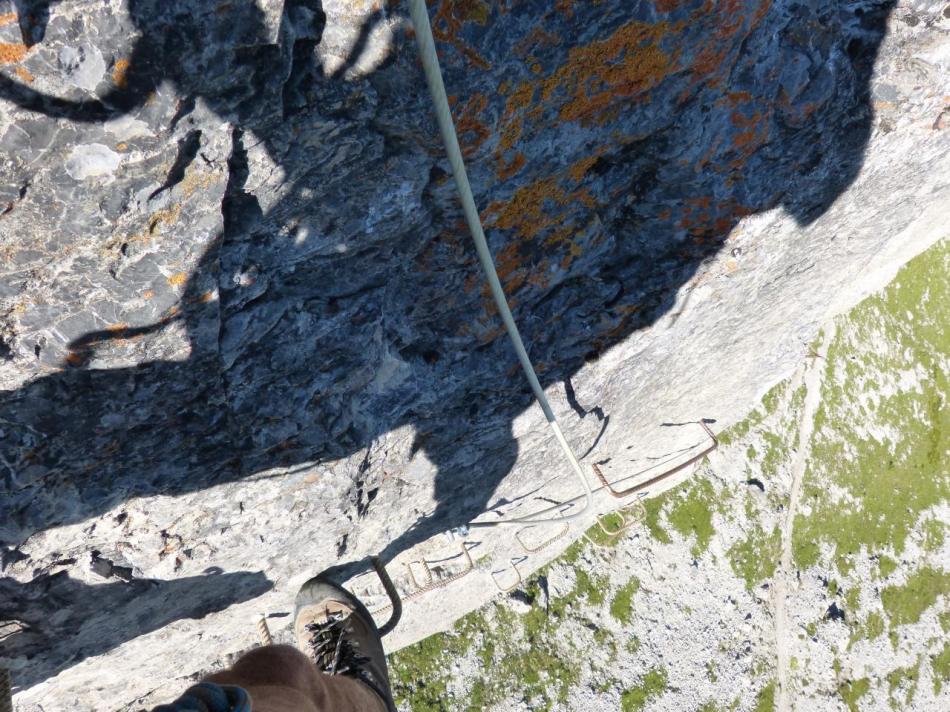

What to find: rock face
left=0, top=0, right=947, bottom=709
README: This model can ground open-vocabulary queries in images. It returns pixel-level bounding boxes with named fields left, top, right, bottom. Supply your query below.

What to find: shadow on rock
left=0, top=0, right=895, bottom=598
left=0, top=567, right=273, bottom=692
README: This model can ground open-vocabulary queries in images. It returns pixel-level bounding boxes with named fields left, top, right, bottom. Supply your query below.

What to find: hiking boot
left=294, top=575, right=396, bottom=712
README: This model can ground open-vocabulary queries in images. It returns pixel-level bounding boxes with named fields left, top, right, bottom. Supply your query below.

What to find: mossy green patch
left=584, top=511, right=629, bottom=547
left=389, top=612, right=485, bottom=711
left=718, top=378, right=790, bottom=447
left=753, top=680, right=775, bottom=712
left=932, top=642, right=950, bottom=694
left=885, top=660, right=920, bottom=709
left=642, top=489, right=673, bottom=544
left=838, top=677, right=870, bottom=712
left=609, top=577, right=640, bottom=625
left=391, top=552, right=617, bottom=710
left=922, top=517, right=945, bottom=552
left=878, top=555, right=898, bottom=579
left=620, top=667, right=668, bottom=712
left=792, top=239, right=950, bottom=573
left=666, top=476, right=718, bottom=557
left=844, top=587, right=861, bottom=614
left=849, top=611, right=885, bottom=647
left=728, top=513, right=781, bottom=590
left=881, top=566, right=950, bottom=629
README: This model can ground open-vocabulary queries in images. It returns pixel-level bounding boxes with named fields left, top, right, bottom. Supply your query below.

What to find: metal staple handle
left=491, top=558, right=526, bottom=593
left=515, top=522, right=570, bottom=554
left=593, top=420, right=718, bottom=498
left=371, top=543, right=473, bottom=618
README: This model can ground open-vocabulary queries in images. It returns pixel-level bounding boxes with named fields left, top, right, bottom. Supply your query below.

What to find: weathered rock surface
left=0, top=0, right=947, bottom=709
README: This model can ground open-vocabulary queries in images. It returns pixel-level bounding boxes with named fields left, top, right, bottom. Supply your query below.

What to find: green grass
left=849, top=611, right=885, bottom=648
left=878, top=556, right=898, bottom=579
left=885, top=660, right=920, bottom=709
left=728, top=498, right=781, bottom=590
left=932, top=642, right=950, bottom=694
left=753, top=680, right=775, bottom=712
left=642, top=490, right=673, bottom=544
left=609, top=577, right=640, bottom=625
left=793, top=239, right=950, bottom=573
left=666, top=476, right=718, bottom=557
left=620, top=667, right=668, bottom=712
left=838, top=677, right=871, bottom=712
left=881, top=566, right=950, bottom=629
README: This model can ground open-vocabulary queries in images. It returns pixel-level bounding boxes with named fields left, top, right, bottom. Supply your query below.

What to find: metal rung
left=593, top=420, right=718, bottom=499
left=516, top=522, right=570, bottom=554
left=491, top=558, right=526, bottom=593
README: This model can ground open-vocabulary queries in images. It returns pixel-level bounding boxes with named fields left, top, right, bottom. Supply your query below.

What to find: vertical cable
left=407, top=0, right=592, bottom=525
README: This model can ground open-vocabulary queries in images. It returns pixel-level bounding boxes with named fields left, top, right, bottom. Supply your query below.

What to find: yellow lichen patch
left=14, top=66, right=33, bottom=83
left=540, top=21, right=678, bottom=125
left=179, top=170, right=217, bottom=199
left=167, top=272, right=188, bottom=287
left=148, top=204, right=182, bottom=235
left=0, top=42, right=28, bottom=64
left=112, top=58, right=131, bottom=89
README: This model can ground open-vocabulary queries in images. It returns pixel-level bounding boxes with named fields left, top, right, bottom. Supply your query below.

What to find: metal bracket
left=371, top=541, right=474, bottom=620
left=491, top=557, right=527, bottom=593
left=593, top=420, right=718, bottom=499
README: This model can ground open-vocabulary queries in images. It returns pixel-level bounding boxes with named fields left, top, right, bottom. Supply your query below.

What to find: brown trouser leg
left=204, top=645, right=387, bottom=712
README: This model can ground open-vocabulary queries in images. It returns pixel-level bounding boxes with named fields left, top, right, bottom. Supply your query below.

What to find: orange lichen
left=147, top=205, right=182, bottom=235
left=568, top=155, right=599, bottom=182
left=167, top=272, right=188, bottom=287
left=513, top=26, right=561, bottom=58
left=453, top=92, right=491, bottom=156
left=496, top=152, right=526, bottom=180
left=431, top=0, right=491, bottom=69
left=0, top=42, right=28, bottom=64
left=538, top=21, right=678, bottom=125
left=0, top=12, right=16, bottom=27
left=142, top=289, right=155, bottom=300
left=112, top=58, right=131, bottom=89
left=14, top=66, right=33, bottom=82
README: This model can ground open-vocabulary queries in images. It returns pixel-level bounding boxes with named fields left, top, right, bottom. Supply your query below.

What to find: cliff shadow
left=0, top=0, right=895, bottom=679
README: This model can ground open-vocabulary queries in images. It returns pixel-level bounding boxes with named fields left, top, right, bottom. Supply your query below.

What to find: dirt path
left=773, top=323, right=835, bottom=712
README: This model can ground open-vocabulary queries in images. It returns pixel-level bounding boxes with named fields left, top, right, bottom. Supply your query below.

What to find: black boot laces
left=304, top=610, right=371, bottom=677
